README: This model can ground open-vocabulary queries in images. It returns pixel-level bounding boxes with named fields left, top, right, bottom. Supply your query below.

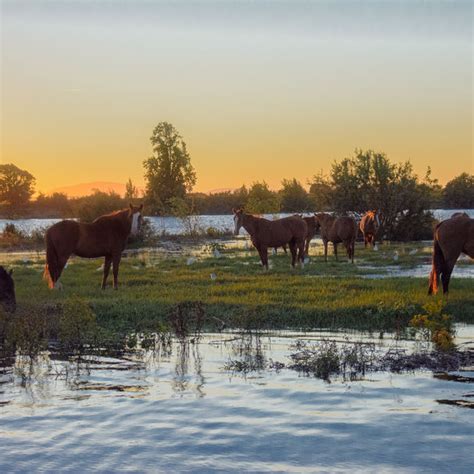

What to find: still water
left=1, top=328, right=473, bottom=473
left=1, top=209, right=473, bottom=236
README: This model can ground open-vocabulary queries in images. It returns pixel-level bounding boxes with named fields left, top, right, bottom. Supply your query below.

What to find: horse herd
left=0, top=206, right=472, bottom=315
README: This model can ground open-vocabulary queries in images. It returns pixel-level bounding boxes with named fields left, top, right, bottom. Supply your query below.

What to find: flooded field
left=1, top=209, right=473, bottom=237
left=1, top=328, right=473, bottom=473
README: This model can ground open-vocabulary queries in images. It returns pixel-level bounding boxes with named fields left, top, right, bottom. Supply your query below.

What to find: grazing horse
left=428, top=214, right=474, bottom=294
left=359, top=210, right=380, bottom=248
left=0, top=266, right=16, bottom=313
left=44, top=204, right=143, bottom=289
left=315, top=213, right=357, bottom=263
left=233, top=209, right=307, bottom=269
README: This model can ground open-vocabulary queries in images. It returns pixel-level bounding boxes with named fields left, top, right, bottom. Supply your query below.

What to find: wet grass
left=1, top=241, right=472, bottom=339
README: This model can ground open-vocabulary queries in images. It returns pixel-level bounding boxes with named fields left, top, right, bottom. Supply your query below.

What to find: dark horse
left=315, top=213, right=357, bottom=263
left=44, top=204, right=143, bottom=289
left=276, top=216, right=318, bottom=257
left=359, top=210, right=380, bottom=248
left=233, top=209, right=307, bottom=269
left=428, top=214, right=474, bottom=294
left=0, top=266, right=16, bottom=313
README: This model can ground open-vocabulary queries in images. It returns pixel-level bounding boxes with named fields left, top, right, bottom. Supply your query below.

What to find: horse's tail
left=43, top=230, right=59, bottom=289
left=428, top=236, right=445, bottom=295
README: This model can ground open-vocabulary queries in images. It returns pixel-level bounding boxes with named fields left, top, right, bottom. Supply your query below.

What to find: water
left=1, top=328, right=473, bottom=473
left=1, top=209, right=473, bottom=237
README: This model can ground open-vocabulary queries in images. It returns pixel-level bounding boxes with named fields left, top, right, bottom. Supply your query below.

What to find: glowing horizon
left=1, top=1, right=472, bottom=194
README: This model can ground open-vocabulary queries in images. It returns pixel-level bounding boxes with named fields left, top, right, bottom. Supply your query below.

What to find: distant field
left=3, top=240, right=473, bottom=336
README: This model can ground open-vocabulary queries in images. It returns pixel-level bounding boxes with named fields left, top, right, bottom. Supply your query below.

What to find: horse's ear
left=129, top=203, right=133, bottom=210
left=139, top=204, right=143, bottom=211
left=9, top=269, right=13, bottom=276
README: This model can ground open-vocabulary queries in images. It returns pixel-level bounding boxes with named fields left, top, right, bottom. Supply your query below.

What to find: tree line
left=1, top=122, right=473, bottom=229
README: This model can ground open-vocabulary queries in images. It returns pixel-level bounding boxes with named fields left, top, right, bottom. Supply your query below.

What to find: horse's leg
left=364, top=235, right=368, bottom=248
left=53, top=254, right=71, bottom=289
left=333, top=243, right=338, bottom=261
left=289, top=241, right=297, bottom=268
left=112, top=254, right=122, bottom=289
left=323, top=239, right=328, bottom=262
left=351, top=239, right=355, bottom=263
left=304, top=237, right=310, bottom=257
left=102, top=255, right=112, bottom=289
left=261, top=246, right=269, bottom=270
left=441, top=256, right=459, bottom=294
left=297, top=240, right=305, bottom=267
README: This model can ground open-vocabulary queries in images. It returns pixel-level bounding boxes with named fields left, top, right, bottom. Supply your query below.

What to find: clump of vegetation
left=288, top=339, right=376, bottom=381
left=410, top=300, right=455, bottom=351
left=169, top=301, right=205, bottom=341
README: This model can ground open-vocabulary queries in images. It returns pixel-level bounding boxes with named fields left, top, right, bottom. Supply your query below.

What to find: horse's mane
left=93, top=208, right=129, bottom=224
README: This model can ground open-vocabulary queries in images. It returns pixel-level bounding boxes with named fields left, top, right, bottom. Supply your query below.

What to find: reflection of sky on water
left=1, top=331, right=473, bottom=472
left=1, top=209, right=473, bottom=236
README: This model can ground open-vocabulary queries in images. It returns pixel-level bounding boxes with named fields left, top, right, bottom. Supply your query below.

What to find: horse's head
left=0, top=266, right=16, bottom=313
left=128, top=203, right=144, bottom=235
left=233, top=208, right=244, bottom=235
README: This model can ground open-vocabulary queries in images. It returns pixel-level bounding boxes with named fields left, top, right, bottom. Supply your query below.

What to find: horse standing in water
left=233, top=209, right=307, bottom=269
left=359, top=210, right=380, bottom=248
left=44, top=204, right=143, bottom=289
left=0, top=266, right=16, bottom=313
left=315, top=213, right=357, bottom=263
left=428, top=214, right=474, bottom=294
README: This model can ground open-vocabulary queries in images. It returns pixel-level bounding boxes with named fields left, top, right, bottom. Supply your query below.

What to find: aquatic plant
left=410, top=300, right=455, bottom=351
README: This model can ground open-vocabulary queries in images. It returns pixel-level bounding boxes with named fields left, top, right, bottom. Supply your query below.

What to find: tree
left=443, top=173, right=474, bottom=208
left=125, top=178, right=138, bottom=200
left=308, top=172, right=333, bottom=211
left=35, top=192, right=72, bottom=217
left=75, top=190, right=125, bottom=222
left=143, top=122, right=196, bottom=214
left=329, top=149, right=434, bottom=240
left=279, top=179, right=311, bottom=212
left=0, top=163, right=36, bottom=208
left=245, top=181, right=280, bottom=214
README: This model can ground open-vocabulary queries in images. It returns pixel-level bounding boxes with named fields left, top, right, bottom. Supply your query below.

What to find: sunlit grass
left=4, top=241, right=472, bottom=335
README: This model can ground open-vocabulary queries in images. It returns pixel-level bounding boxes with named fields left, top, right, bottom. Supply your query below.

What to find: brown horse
left=233, top=209, right=307, bottom=269
left=44, top=204, right=143, bottom=289
left=303, top=216, right=319, bottom=256
left=315, top=213, right=357, bottom=263
left=359, top=210, right=380, bottom=248
left=428, top=214, right=474, bottom=294
left=275, top=216, right=318, bottom=256
left=0, top=266, right=16, bottom=313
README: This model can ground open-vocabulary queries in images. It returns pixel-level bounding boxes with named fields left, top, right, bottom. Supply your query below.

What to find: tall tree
left=0, top=163, right=36, bottom=207
left=143, top=122, right=196, bottom=214
left=245, top=181, right=280, bottom=214
left=443, top=173, right=474, bottom=208
left=308, top=172, right=333, bottom=211
left=279, top=178, right=311, bottom=212
left=125, top=178, right=138, bottom=200
left=330, top=149, right=434, bottom=240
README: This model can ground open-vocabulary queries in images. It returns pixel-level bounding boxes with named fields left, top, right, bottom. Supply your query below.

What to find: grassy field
left=2, top=239, right=473, bottom=338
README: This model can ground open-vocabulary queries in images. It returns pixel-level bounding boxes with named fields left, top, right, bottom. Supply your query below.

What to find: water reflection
left=0, top=329, right=473, bottom=472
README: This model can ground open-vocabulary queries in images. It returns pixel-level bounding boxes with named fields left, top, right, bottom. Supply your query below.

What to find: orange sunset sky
left=1, top=1, right=472, bottom=195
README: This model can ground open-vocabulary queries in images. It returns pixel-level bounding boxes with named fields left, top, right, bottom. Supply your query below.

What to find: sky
left=1, top=0, right=472, bottom=195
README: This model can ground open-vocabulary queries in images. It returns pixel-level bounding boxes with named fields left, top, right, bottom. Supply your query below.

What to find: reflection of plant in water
left=410, top=301, right=455, bottom=351
left=169, top=301, right=205, bottom=341
left=172, top=340, right=205, bottom=397
left=224, top=331, right=267, bottom=374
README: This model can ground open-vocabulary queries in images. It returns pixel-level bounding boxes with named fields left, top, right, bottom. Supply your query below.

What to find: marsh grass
left=1, top=242, right=472, bottom=342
